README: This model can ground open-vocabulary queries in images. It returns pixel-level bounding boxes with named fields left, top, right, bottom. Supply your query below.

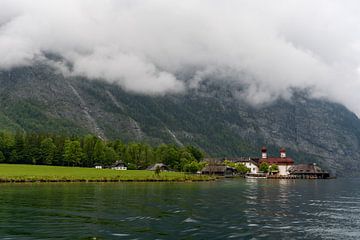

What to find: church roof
left=260, top=157, right=294, bottom=165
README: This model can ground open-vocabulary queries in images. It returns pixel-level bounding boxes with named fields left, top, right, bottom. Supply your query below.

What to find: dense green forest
left=0, top=132, right=205, bottom=172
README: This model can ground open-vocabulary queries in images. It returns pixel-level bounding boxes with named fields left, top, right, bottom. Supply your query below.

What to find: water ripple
left=0, top=179, right=358, bottom=239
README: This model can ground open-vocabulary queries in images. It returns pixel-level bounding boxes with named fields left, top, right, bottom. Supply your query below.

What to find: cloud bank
left=2, top=0, right=360, bottom=113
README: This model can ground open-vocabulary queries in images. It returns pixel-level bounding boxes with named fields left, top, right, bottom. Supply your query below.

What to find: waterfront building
left=288, top=163, right=330, bottom=179
left=201, top=164, right=236, bottom=176
left=259, top=147, right=294, bottom=176
left=228, top=158, right=259, bottom=174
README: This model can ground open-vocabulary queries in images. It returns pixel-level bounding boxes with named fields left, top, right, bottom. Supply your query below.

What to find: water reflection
left=0, top=179, right=359, bottom=239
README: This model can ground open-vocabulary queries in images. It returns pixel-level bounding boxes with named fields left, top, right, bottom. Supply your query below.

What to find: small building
left=147, top=163, right=169, bottom=171
left=288, top=163, right=330, bottom=179
left=236, top=159, right=259, bottom=174
left=111, top=161, right=127, bottom=170
left=94, top=163, right=104, bottom=169
left=259, top=147, right=294, bottom=176
left=221, top=157, right=259, bottom=174
left=201, top=164, right=236, bottom=176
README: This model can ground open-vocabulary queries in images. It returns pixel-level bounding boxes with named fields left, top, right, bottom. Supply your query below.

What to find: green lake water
left=0, top=178, right=359, bottom=239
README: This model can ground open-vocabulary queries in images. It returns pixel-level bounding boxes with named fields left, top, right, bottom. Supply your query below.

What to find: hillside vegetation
left=0, top=132, right=205, bottom=173
left=0, top=64, right=360, bottom=175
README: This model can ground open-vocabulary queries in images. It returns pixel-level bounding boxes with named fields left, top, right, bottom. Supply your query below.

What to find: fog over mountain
left=2, top=0, right=360, bottom=114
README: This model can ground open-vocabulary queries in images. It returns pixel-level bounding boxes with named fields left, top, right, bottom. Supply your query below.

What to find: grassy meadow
left=0, top=164, right=214, bottom=182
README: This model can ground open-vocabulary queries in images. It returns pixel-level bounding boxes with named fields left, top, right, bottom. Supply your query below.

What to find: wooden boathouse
left=287, top=163, right=330, bottom=179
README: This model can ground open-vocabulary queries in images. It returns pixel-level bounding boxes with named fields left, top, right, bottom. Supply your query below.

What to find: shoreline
left=0, top=164, right=216, bottom=183
left=0, top=176, right=217, bottom=183
left=0, top=178, right=216, bottom=183
left=0, top=175, right=338, bottom=183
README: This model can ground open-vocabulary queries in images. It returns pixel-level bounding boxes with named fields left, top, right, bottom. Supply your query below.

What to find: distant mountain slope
left=0, top=63, right=359, bottom=175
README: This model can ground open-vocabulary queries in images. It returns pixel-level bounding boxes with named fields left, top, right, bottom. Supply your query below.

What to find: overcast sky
left=2, top=0, right=360, bottom=114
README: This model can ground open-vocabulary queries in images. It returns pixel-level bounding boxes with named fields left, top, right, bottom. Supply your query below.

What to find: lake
left=0, top=178, right=358, bottom=239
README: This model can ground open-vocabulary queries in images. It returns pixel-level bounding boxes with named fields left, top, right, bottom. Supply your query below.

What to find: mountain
left=0, top=62, right=360, bottom=175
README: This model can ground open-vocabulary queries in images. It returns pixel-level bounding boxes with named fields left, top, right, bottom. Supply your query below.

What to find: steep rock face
left=0, top=64, right=359, bottom=175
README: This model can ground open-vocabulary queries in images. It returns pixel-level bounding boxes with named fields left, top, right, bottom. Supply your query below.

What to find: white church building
left=259, top=147, right=294, bottom=176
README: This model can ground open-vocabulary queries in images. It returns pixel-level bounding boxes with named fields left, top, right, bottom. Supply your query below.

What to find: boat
left=245, top=173, right=267, bottom=179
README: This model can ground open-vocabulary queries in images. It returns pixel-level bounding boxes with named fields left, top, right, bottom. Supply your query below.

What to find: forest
left=0, top=132, right=206, bottom=172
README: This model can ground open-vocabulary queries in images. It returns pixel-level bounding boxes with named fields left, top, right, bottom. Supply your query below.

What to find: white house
left=111, top=161, right=127, bottom=170
left=238, top=159, right=259, bottom=174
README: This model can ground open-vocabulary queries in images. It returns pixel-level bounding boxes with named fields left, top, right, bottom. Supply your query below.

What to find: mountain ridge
left=0, top=63, right=359, bottom=175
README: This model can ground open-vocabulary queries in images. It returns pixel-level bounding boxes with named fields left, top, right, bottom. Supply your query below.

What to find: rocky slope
left=0, top=63, right=359, bottom=175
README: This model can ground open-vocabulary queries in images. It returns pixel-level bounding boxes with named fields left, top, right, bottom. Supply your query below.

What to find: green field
left=0, top=164, right=215, bottom=182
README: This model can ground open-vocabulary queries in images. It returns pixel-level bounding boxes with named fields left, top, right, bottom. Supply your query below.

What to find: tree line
left=0, top=132, right=205, bottom=172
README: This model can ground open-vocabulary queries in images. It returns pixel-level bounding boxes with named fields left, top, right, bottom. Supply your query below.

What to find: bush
left=269, top=164, right=279, bottom=173
left=259, top=162, right=269, bottom=173
left=183, top=161, right=205, bottom=173
left=235, top=163, right=250, bottom=174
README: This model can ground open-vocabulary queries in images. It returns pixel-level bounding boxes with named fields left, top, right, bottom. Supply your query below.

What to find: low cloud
left=1, top=0, right=360, bottom=112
